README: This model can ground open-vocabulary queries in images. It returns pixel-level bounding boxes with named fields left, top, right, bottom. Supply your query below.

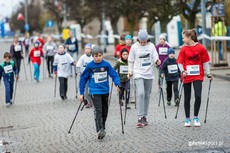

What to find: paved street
left=0, top=42, right=229, bottom=153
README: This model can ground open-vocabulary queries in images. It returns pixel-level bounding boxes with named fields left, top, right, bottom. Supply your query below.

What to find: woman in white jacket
left=128, top=29, right=161, bottom=128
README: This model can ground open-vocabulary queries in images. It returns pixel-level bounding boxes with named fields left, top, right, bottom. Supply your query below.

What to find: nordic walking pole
left=68, top=102, right=83, bottom=134
left=160, top=78, right=167, bottom=119
left=23, top=59, right=28, bottom=80
left=118, top=93, right=124, bottom=134
left=54, top=75, right=57, bottom=98
left=175, top=79, right=184, bottom=119
left=74, top=67, right=78, bottom=98
left=134, top=81, right=136, bottom=109
left=108, top=82, right=113, bottom=106
left=29, top=62, right=32, bottom=81
left=43, top=58, right=45, bottom=80
left=204, top=80, right=212, bottom=123
left=124, top=85, right=130, bottom=125
left=158, top=67, right=161, bottom=106
left=158, top=89, right=162, bottom=106
left=13, top=78, right=18, bottom=103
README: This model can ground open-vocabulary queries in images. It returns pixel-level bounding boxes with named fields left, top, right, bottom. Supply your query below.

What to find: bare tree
left=43, top=0, right=64, bottom=34
left=10, top=0, right=43, bottom=33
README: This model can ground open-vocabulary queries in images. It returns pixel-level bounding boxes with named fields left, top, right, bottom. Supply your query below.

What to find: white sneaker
left=6, top=103, right=11, bottom=107
left=184, top=118, right=191, bottom=127
left=193, top=117, right=201, bottom=127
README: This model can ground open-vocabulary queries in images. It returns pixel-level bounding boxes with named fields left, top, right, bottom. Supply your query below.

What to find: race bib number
left=94, top=71, right=107, bottom=83
left=47, top=45, right=54, bottom=50
left=167, top=64, right=178, bottom=74
left=187, top=65, right=200, bottom=75
left=119, top=65, right=128, bottom=74
left=140, top=57, right=151, bottom=67
left=159, top=47, right=168, bottom=55
left=69, top=44, right=76, bottom=50
left=14, top=45, right=22, bottom=52
left=4, top=65, right=13, bottom=74
left=34, top=51, right=40, bottom=57
left=60, top=59, right=69, bottom=72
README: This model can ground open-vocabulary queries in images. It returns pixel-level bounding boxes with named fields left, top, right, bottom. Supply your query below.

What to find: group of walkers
left=0, top=28, right=213, bottom=140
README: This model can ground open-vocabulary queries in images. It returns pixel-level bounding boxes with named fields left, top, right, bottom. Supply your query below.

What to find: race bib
left=60, top=59, right=69, bottom=72
left=187, top=65, right=200, bottom=75
left=47, top=45, right=54, bottom=50
left=14, top=45, right=22, bottom=52
left=34, top=51, right=40, bottom=57
left=140, top=57, right=151, bottom=67
left=94, top=71, right=107, bottom=83
left=167, top=64, right=178, bottom=74
left=119, top=65, right=128, bottom=74
left=4, top=65, right=13, bottom=74
left=69, top=44, right=76, bottom=50
left=159, top=47, right=168, bottom=55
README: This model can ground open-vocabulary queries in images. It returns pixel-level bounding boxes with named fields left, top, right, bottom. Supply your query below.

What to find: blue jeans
left=33, top=63, right=40, bottom=81
left=4, top=80, right=14, bottom=103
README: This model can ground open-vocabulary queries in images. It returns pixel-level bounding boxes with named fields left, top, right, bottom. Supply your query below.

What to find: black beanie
left=120, top=48, right=129, bottom=63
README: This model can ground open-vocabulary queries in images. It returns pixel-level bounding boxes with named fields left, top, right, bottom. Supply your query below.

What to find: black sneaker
left=126, top=103, right=131, bottom=109
left=98, top=130, right=106, bottom=140
left=167, top=101, right=171, bottom=106
left=141, top=116, right=148, bottom=126
left=136, top=118, right=143, bottom=128
left=61, top=96, right=65, bottom=100
left=175, top=99, right=179, bottom=106
left=119, top=100, right=123, bottom=106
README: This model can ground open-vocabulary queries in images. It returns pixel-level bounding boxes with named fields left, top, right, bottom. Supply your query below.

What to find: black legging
left=59, top=77, right=68, bottom=97
left=46, top=56, right=54, bottom=75
left=166, top=80, right=179, bottom=102
left=184, top=80, right=202, bottom=118
left=13, top=58, right=21, bottom=74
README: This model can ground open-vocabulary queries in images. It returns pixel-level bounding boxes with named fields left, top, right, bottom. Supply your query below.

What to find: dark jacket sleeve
left=113, top=61, right=119, bottom=71
left=161, top=59, right=168, bottom=75
left=75, top=39, right=79, bottom=53
left=10, top=45, right=14, bottom=58
left=108, top=63, right=120, bottom=86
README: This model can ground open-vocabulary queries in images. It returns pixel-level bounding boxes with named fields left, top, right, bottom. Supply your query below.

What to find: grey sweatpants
left=135, top=78, right=153, bottom=118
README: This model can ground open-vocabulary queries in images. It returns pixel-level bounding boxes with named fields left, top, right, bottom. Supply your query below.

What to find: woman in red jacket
left=29, top=42, right=44, bottom=82
left=177, top=29, right=213, bottom=127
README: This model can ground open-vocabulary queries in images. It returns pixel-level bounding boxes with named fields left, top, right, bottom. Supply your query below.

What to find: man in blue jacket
left=65, top=31, right=79, bottom=75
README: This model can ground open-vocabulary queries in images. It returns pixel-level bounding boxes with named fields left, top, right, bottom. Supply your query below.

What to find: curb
left=213, top=74, right=230, bottom=81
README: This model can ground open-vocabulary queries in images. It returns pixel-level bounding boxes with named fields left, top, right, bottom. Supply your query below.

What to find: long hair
left=182, top=29, right=198, bottom=42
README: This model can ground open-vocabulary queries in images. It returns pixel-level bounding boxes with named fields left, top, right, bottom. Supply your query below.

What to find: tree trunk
left=188, top=13, right=196, bottom=29
left=128, top=18, right=135, bottom=36
left=147, top=18, right=156, bottom=33
left=159, top=19, right=168, bottom=33
left=110, top=17, right=119, bottom=46
left=80, top=23, right=85, bottom=49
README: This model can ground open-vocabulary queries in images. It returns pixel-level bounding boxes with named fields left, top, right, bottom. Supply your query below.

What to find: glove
left=207, top=74, right=213, bottom=80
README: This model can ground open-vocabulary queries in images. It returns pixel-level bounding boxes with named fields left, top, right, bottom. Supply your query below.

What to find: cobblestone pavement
left=0, top=42, right=229, bottom=153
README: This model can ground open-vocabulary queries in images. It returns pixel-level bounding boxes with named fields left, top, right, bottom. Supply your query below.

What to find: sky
left=0, top=0, right=24, bottom=19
